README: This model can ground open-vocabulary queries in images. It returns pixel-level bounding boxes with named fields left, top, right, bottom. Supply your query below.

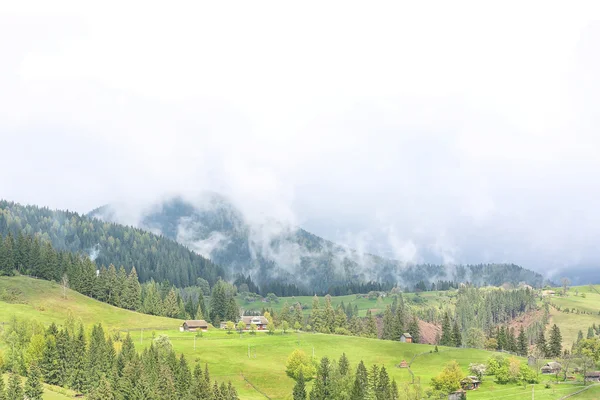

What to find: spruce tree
left=536, top=330, right=548, bottom=357
left=309, top=357, right=331, bottom=400
left=548, top=324, right=562, bottom=358
left=7, top=373, right=23, bottom=400
left=88, top=376, right=114, bottom=400
left=368, top=364, right=379, bottom=400
left=163, top=288, right=180, bottom=318
left=377, top=366, right=392, bottom=400
left=69, top=324, right=87, bottom=392
left=122, top=267, right=142, bottom=311
left=440, top=313, right=452, bottom=346
left=350, top=361, right=368, bottom=400
left=408, top=316, right=420, bottom=344
left=382, top=306, right=395, bottom=340
left=228, top=381, right=239, bottom=400
left=451, top=321, right=461, bottom=347
left=365, top=310, right=378, bottom=338
left=393, top=310, right=404, bottom=341
left=339, top=353, right=349, bottom=376
left=587, top=327, right=595, bottom=339
left=293, top=370, right=307, bottom=400
left=41, top=335, right=61, bottom=385
left=517, top=326, right=528, bottom=356
left=577, top=330, right=584, bottom=343
left=25, top=364, right=44, bottom=400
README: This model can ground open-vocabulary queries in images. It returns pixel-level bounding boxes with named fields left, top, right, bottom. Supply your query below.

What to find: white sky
left=2, top=1, right=600, bottom=276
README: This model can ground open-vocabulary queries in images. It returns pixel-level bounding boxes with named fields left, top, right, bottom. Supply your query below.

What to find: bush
left=285, top=350, right=316, bottom=381
left=334, top=327, right=351, bottom=336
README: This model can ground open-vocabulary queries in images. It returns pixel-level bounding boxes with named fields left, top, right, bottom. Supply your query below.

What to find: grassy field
left=237, top=290, right=455, bottom=317
left=545, top=285, right=600, bottom=348
left=2, top=373, right=78, bottom=399
left=0, top=277, right=596, bottom=399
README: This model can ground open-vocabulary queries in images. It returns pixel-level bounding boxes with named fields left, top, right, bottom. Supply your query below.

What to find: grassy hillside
left=0, top=276, right=178, bottom=330
left=0, top=277, right=595, bottom=399
left=546, top=285, right=600, bottom=348
left=1, top=374, right=78, bottom=399
left=237, top=290, right=453, bottom=317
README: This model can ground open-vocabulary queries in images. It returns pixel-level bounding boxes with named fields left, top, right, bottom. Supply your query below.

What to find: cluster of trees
left=413, top=280, right=459, bottom=292
left=485, top=356, right=538, bottom=384
left=309, top=295, right=379, bottom=338
left=208, top=280, right=239, bottom=326
left=0, top=201, right=224, bottom=287
left=381, top=295, right=420, bottom=343
left=288, top=352, right=412, bottom=400
left=0, top=316, right=237, bottom=399
left=576, top=324, right=599, bottom=343
left=535, top=324, right=563, bottom=358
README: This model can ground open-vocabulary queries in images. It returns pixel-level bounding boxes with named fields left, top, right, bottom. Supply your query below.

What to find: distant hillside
left=0, top=200, right=224, bottom=287
left=90, top=194, right=546, bottom=292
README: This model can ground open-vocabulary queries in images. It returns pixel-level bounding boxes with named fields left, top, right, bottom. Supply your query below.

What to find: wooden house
left=585, top=371, right=600, bottom=382
left=541, top=362, right=561, bottom=374
left=460, top=376, right=481, bottom=390
left=400, top=333, right=413, bottom=343
left=397, top=360, right=409, bottom=368
left=182, top=320, right=208, bottom=332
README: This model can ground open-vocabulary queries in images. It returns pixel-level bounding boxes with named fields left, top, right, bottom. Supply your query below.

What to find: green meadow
left=0, top=277, right=596, bottom=399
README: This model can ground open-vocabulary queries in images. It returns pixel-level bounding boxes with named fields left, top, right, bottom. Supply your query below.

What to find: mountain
left=89, top=193, right=546, bottom=292
left=0, top=200, right=224, bottom=287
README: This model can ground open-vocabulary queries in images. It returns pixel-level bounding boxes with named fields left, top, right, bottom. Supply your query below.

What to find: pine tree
left=309, top=357, right=331, bottom=400
left=368, top=364, right=379, bottom=400
left=536, top=330, right=548, bottom=357
left=122, top=267, right=142, bottom=311
left=587, top=327, right=595, bottom=339
left=382, top=306, right=395, bottom=340
left=293, top=370, right=307, bottom=400
left=377, top=366, right=392, bottom=400
left=7, top=373, right=23, bottom=400
left=440, top=312, right=453, bottom=346
left=311, top=296, right=324, bottom=333
left=408, top=316, right=420, bottom=344
left=365, top=310, right=378, bottom=338
left=24, top=364, right=44, bottom=400
left=339, top=353, right=349, bottom=376
left=350, top=361, right=368, bottom=400
left=163, top=287, right=180, bottom=318
left=226, top=297, right=239, bottom=323
left=577, top=330, right=584, bottom=343
left=69, top=324, right=87, bottom=392
left=88, top=376, right=114, bottom=400
left=228, top=381, right=239, bottom=400
left=517, top=326, right=528, bottom=356
left=41, top=335, right=61, bottom=385
left=451, top=321, right=461, bottom=347
left=176, top=354, right=192, bottom=398
left=548, top=324, right=562, bottom=358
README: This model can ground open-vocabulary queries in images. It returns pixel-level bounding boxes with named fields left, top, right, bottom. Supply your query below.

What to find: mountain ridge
left=89, top=193, right=547, bottom=291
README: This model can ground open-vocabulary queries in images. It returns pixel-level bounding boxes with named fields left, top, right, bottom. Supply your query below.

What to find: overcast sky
left=2, top=1, right=600, bottom=278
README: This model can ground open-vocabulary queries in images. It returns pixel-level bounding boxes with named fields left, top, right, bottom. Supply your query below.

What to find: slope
left=0, top=200, right=224, bottom=287
left=90, top=194, right=546, bottom=292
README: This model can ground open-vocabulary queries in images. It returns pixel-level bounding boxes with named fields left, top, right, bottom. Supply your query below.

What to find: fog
left=2, top=2, right=600, bottom=280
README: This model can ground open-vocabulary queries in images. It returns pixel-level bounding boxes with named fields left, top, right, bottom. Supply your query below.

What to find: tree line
left=0, top=316, right=238, bottom=399
left=0, top=200, right=224, bottom=287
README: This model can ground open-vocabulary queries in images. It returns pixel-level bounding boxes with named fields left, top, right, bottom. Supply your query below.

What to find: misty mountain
left=0, top=200, right=224, bottom=287
left=89, top=193, right=546, bottom=291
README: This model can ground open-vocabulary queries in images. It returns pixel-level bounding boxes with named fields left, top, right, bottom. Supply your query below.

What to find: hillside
left=0, top=276, right=594, bottom=399
left=0, top=200, right=224, bottom=287
left=90, top=194, right=546, bottom=292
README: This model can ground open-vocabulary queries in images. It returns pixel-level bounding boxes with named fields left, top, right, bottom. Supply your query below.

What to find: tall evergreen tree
left=451, top=321, right=461, bottom=347
left=440, top=312, right=453, bottom=346
left=41, top=335, right=61, bottom=385
left=517, top=326, right=528, bottom=356
left=587, top=327, right=595, bottom=339
left=408, top=316, right=420, bottom=344
left=376, top=366, right=392, bottom=400
left=293, top=370, right=307, bottom=400
left=339, top=353, right=350, bottom=376
left=309, top=357, right=331, bottom=400
left=25, top=364, right=44, bottom=400
left=350, top=361, right=368, bottom=400
left=382, top=306, right=395, bottom=340
left=365, top=310, right=378, bottom=338
left=536, top=330, right=548, bottom=357
left=7, top=373, right=23, bottom=400
left=548, top=324, right=562, bottom=358
left=122, top=267, right=142, bottom=311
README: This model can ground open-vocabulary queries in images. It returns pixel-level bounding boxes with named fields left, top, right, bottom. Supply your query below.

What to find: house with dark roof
left=400, top=333, right=413, bottom=343
left=585, top=371, right=600, bottom=382
left=541, top=362, right=561, bottom=374
left=181, top=320, right=208, bottom=332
